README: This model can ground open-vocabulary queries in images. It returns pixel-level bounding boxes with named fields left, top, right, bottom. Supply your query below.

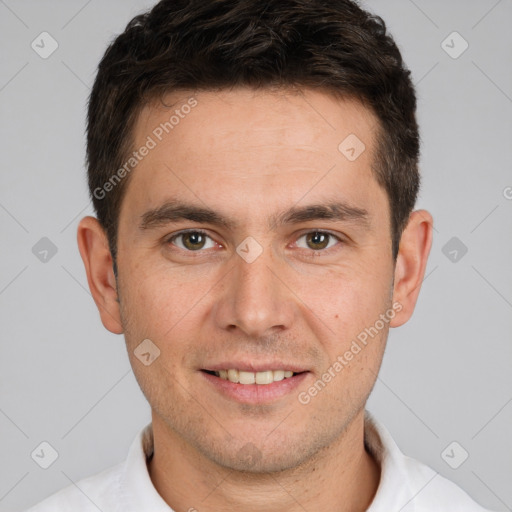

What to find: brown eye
left=170, top=231, right=215, bottom=251
left=306, top=232, right=330, bottom=250
left=295, top=231, right=340, bottom=252
left=182, top=232, right=206, bottom=250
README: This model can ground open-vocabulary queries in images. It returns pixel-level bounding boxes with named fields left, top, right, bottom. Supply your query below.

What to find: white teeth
left=255, top=370, right=273, bottom=385
left=239, top=371, right=256, bottom=384
left=227, top=369, right=239, bottom=383
left=215, top=369, right=297, bottom=385
left=273, top=370, right=285, bottom=381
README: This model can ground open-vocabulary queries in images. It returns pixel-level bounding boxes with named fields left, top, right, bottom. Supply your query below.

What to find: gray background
left=0, top=0, right=511, bottom=510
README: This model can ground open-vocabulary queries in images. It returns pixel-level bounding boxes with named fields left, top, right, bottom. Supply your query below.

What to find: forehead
left=121, top=88, right=385, bottom=224
left=136, top=87, right=378, bottom=157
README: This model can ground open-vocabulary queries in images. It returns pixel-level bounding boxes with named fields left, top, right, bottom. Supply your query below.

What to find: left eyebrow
left=138, top=199, right=370, bottom=232
left=272, top=202, right=370, bottom=229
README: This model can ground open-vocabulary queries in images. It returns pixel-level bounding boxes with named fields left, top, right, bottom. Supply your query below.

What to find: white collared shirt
left=25, top=411, right=494, bottom=511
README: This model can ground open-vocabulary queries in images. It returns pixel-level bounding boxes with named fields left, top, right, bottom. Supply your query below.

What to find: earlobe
left=77, top=216, right=124, bottom=334
left=390, top=210, right=433, bottom=327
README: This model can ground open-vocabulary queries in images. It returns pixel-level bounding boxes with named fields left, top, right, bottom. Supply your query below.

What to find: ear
left=77, top=216, right=123, bottom=334
left=390, top=209, right=433, bottom=327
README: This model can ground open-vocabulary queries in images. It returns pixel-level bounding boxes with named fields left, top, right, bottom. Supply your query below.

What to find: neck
left=147, top=409, right=381, bottom=512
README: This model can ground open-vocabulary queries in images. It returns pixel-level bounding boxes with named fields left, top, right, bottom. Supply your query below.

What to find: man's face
left=116, top=88, right=396, bottom=471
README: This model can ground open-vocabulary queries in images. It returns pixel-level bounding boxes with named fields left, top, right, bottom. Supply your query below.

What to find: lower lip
left=200, top=371, right=309, bottom=404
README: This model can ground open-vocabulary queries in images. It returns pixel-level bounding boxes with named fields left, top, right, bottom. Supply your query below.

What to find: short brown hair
left=87, top=0, right=420, bottom=269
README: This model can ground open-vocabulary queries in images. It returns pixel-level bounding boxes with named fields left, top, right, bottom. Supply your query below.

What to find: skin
left=78, top=88, right=433, bottom=512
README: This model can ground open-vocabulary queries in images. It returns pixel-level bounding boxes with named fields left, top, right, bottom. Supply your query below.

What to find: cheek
left=118, top=269, right=178, bottom=339
left=119, top=271, right=195, bottom=405
left=302, top=276, right=391, bottom=412
left=294, top=260, right=392, bottom=342
left=119, top=263, right=216, bottom=351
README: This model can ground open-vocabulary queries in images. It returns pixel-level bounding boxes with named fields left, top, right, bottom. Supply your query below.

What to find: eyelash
left=165, top=229, right=344, bottom=256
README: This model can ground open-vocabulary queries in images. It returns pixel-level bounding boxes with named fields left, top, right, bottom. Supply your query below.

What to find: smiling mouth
left=202, top=369, right=301, bottom=385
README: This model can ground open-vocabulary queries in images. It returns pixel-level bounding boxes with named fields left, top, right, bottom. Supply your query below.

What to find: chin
left=194, top=432, right=316, bottom=474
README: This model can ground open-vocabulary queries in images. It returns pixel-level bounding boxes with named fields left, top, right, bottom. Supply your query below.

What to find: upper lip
left=202, top=361, right=309, bottom=373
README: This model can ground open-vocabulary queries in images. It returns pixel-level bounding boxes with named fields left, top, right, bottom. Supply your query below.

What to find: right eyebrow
left=139, top=201, right=236, bottom=231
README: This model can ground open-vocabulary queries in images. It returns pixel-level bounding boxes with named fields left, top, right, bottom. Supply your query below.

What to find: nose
left=212, top=243, right=296, bottom=339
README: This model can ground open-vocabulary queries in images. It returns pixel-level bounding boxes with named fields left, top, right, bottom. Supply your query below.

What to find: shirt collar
left=364, top=410, right=418, bottom=511
left=118, top=421, right=173, bottom=511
